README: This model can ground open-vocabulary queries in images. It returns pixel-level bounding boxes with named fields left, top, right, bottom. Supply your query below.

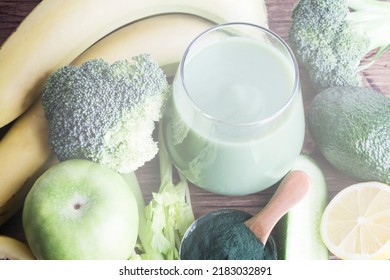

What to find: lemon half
left=320, top=182, right=390, bottom=260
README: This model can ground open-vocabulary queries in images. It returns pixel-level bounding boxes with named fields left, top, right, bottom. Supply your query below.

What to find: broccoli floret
left=42, top=54, right=170, bottom=173
left=288, top=0, right=390, bottom=90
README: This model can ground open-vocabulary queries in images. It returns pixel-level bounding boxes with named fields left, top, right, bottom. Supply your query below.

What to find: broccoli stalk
left=288, top=0, right=390, bottom=90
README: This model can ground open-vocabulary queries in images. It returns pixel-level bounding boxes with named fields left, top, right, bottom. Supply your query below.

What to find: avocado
left=308, top=86, right=390, bottom=184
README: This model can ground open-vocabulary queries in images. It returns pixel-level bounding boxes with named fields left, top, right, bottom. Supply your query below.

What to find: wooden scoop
left=245, top=170, right=311, bottom=245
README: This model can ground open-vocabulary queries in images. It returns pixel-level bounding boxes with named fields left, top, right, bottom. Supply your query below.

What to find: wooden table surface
left=0, top=0, right=389, bottom=247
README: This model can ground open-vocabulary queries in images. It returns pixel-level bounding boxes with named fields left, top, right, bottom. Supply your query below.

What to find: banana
left=71, top=14, right=215, bottom=76
left=0, top=235, right=35, bottom=260
left=0, top=0, right=268, bottom=128
left=0, top=99, right=58, bottom=226
left=0, top=155, right=58, bottom=226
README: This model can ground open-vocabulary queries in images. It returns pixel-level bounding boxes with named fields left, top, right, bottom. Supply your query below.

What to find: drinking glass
left=161, top=22, right=304, bottom=195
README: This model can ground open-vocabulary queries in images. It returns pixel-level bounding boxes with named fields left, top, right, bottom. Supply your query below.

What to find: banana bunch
left=0, top=0, right=268, bottom=227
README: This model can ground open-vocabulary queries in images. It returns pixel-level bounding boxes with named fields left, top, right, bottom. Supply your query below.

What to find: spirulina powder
left=180, top=210, right=277, bottom=260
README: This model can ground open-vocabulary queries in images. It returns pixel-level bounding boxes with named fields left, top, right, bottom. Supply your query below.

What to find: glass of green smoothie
left=161, top=22, right=304, bottom=195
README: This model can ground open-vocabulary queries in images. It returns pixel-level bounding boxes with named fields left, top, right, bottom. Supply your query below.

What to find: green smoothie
left=162, top=36, right=304, bottom=195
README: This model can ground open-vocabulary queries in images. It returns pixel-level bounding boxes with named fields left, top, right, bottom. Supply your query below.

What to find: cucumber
left=274, top=154, right=329, bottom=259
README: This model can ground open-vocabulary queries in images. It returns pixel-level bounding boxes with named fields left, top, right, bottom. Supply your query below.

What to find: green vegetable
left=124, top=123, right=194, bottom=260
left=289, top=0, right=390, bottom=90
left=42, top=54, right=170, bottom=173
left=308, top=86, right=390, bottom=184
left=274, top=154, right=328, bottom=260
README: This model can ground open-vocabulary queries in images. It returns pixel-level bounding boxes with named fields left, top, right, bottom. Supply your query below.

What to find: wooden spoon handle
left=244, top=170, right=311, bottom=244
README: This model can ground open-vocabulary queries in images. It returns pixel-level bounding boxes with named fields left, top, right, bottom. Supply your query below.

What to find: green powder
left=180, top=210, right=277, bottom=260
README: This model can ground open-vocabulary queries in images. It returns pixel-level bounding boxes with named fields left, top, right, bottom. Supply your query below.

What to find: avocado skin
left=308, top=86, right=390, bottom=184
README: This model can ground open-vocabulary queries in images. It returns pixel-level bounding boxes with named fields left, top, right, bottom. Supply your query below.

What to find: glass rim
left=179, top=22, right=300, bottom=127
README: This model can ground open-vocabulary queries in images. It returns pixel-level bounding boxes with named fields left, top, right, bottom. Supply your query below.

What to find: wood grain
left=0, top=0, right=389, bottom=248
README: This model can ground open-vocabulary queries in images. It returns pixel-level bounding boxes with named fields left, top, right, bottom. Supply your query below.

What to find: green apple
left=22, top=159, right=139, bottom=260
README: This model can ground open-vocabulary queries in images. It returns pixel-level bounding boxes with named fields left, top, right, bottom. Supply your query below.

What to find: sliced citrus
left=320, top=182, right=390, bottom=260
